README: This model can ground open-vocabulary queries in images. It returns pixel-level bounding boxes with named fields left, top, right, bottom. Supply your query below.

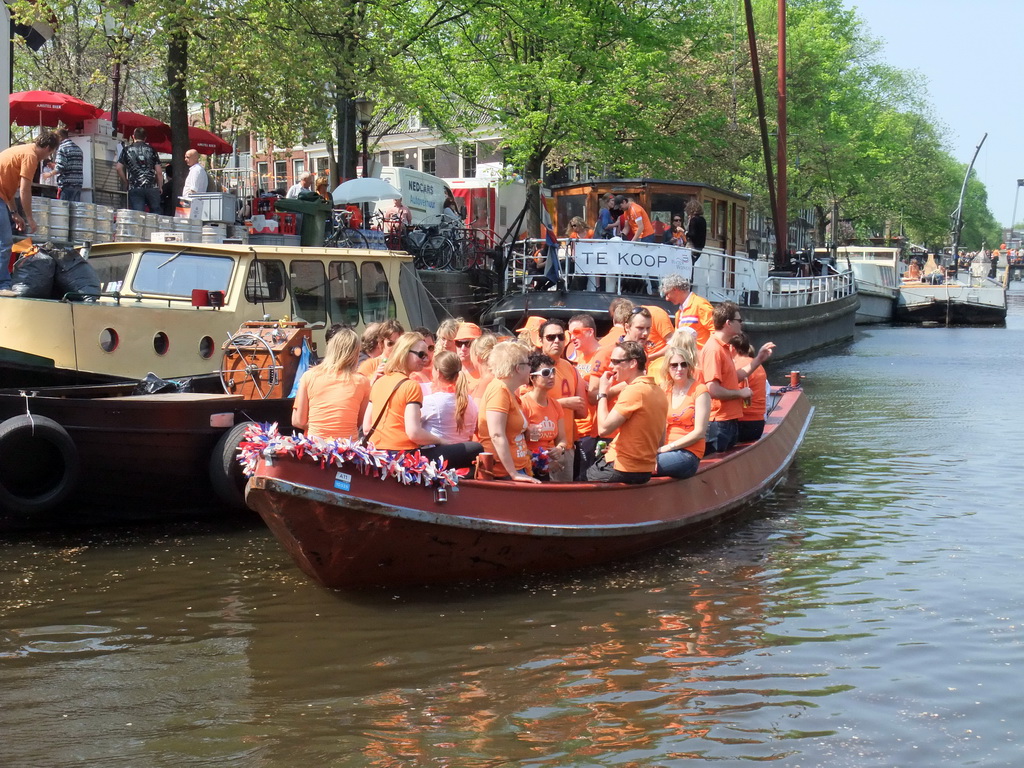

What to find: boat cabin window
left=290, top=260, right=327, bottom=326
left=88, top=251, right=133, bottom=293
left=716, top=201, right=728, bottom=243
left=556, top=194, right=587, bottom=233
left=132, top=250, right=234, bottom=297
left=329, top=261, right=360, bottom=327
left=650, top=193, right=690, bottom=230
left=246, top=260, right=287, bottom=303
left=360, top=261, right=396, bottom=322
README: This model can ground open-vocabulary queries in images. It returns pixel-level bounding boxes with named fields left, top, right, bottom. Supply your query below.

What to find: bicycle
left=325, top=209, right=368, bottom=249
left=404, top=225, right=455, bottom=270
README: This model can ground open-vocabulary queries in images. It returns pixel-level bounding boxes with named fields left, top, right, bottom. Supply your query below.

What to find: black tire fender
left=208, top=421, right=256, bottom=511
left=0, top=414, right=80, bottom=514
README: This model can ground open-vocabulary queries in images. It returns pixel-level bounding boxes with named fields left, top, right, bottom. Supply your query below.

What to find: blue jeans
left=656, top=448, right=701, bottom=479
left=128, top=187, right=161, bottom=212
left=0, top=198, right=14, bottom=289
left=705, top=419, right=739, bottom=455
left=59, top=186, right=82, bottom=202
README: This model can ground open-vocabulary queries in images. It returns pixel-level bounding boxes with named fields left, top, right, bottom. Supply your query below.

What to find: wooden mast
left=743, top=0, right=779, bottom=265
left=776, top=0, right=787, bottom=266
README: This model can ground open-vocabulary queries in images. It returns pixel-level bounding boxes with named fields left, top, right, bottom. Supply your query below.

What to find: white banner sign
left=572, top=239, right=692, bottom=278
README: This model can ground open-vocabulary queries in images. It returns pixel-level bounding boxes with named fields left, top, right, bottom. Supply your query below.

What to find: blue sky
left=845, top=0, right=1023, bottom=229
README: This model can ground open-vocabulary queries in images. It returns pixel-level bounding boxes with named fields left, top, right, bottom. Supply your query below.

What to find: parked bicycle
left=404, top=225, right=455, bottom=270
left=325, top=209, right=368, bottom=249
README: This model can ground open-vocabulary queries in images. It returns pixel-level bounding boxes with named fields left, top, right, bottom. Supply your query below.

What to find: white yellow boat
left=0, top=241, right=439, bottom=387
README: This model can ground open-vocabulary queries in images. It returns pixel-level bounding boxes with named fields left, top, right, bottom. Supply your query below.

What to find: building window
left=392, top=150, right=406, bottom=168
left=274, top=160, right=287, bottom=191
left=462, top=143, right=477, bottom=178
left=257, top=162, right=269, bottom=190
left=422, top=148, right=436, bottom=176
left=293, top=159, right=305, bottom=180
left=315, top=157, right=329, bottom=178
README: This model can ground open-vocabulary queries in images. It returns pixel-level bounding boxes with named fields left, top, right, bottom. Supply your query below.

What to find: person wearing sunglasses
left=363, top=333, right=453, bottom=454
left=660, top=273, right=714, bottom=350
left=699, top=302, right=774, bottom=454
left=411, top=326, right=437, bottom=386
left=477, top=342, right=542, bottom=483
left=454, top=322, right=483, bottom=385
left=539, top=320, right=587, bottom=471
left=521, top=352, right=571, bottom=482
left=654, top=342, right=710, bottom=479
left=586, top=341, right=668, bottom=485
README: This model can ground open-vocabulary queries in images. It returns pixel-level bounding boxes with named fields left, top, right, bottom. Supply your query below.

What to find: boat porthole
left=199, top=336, right=215, bottom=359
left=154, top=332, right=170, bottom=356
left=99, top=328, right=119, bottom=352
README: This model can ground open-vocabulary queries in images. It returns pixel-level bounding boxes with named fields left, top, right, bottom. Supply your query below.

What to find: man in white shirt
left=286, top=171, right=314, bottom=198
left=181, top=149, right=209, bottom=198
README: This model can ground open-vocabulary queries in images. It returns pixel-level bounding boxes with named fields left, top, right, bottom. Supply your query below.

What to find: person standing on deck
left=54, top=129, right=84, bottom=202
left=181, top=149, right=210, bottom=199
left=116, top=128, right=164, bottom=213
left=0, top=131, right=60, bottom=291
left=685, top=198, right=707, bottom=263
left=613, top=195, right=657, bottom=243
left=660, top=273, right=714, bottom=350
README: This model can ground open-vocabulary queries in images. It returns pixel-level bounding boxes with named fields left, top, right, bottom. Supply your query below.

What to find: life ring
left=0, top=414, right=80, bottom=514
left=208, top=421, right=256, bottom=511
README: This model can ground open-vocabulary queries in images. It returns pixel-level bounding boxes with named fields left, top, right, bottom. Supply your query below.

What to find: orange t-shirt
left=572, top=346, right=605, bottom=438
left=521, top=394, right=564, bottom=452
left=294, top=368, right=370, bottom=441
left=0, top=144, right=39, bottom=206
left=552, top=357, right=581, bottom=445
left=700, top=336, right=744, bottom=422
left=644, top=304, right=675, bottom=356
left=675, top=293, right=715, bottom=349
left=357, top=355, right=384, bottom=380
left=477, top=378, right=531, bottom=476
left=664, top=380, right=708, bottom=459
left=741, top=365, right=767, bottom=421
left=367, top=372, right=423, bottom=451
left=620, top=202, right=656, bottom=241
left=598, top=329, right=621, bottom=349
left=604, top=375, right=668, bottom=473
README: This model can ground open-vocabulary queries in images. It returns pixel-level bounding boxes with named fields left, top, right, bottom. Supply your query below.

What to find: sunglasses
left=410, top=350, right=429, bottom=360
left=731, top=316, right=743, bottom=323
left=542, top=333, right=564, bottom=342
left=570, top=328, right=590, bottom=337
left=629, top=306, right=646, bottom=315
left=668, top=361, right=689, bottom=369
left=531, top=367, right=555, bottom=378
left=455, top=340, right=473, bottom=348
left=609, top=357, right=631, bottom=365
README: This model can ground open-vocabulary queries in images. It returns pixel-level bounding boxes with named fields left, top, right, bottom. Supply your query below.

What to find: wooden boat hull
left=246, top=389, right=813, bottom=589
left=896, top=280, right=1007, bottom=326
left=0, top=381, right=292, bottom=524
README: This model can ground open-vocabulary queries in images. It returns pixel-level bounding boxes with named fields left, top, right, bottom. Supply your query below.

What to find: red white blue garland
left=237, top=423, right=461, bottom=490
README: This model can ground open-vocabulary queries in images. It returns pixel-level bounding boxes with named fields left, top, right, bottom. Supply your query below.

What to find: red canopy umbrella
left=100, top=110, right=171, bottom=143
left=149, top=126, right=233, bottom=156
left=9, top=90, right=102, bottom=127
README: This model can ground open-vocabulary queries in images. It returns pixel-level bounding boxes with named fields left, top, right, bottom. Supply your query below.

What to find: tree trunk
left=523, top=153, right=544, bottom=239
left=167, top=21, right=189, bottom=199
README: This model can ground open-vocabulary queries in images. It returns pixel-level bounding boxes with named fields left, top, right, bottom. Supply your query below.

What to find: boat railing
left=757, top=272, right=856, bottom=309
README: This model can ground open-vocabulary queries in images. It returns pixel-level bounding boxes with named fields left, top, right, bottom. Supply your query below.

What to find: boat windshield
left=88, top=251, right=133, bottom=293
left=132, top=250, right=235, bottom=296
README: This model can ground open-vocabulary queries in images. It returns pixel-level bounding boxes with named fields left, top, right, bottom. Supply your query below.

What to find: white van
left=377, top=167, right=451, bottom=226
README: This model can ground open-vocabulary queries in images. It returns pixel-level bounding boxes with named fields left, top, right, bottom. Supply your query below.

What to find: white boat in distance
left=819, top=246, right=900, bottom=325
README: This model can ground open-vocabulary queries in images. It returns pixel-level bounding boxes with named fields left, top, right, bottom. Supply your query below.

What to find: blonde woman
left=477, top=341, right=541, bottom=483
left=655, top=336, right=710, bottom=479
left=436, top=317, right=462, bottom=353
left=469, top=331, right=499, bottom=400
left=291, top=328, right=370, bottom=440
left=422, top=351, right=483, bottom=458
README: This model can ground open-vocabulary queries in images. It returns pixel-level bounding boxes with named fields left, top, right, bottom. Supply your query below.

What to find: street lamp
left=103, top=13, right=132, bottom=139
left=354, top=96, right=374, bottom=179
left=1010, top=179, right=1024, bottom=249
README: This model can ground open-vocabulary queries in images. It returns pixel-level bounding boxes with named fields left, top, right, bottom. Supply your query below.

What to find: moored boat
left=896, top=275, right=1007, bottom=326
left=0, top=240, right=440, bottom=387
left=0, top=321, right=307, bottom=525
left=821, top=246, right=900, bottom=324
left=243, top=384, right=813, bottom=590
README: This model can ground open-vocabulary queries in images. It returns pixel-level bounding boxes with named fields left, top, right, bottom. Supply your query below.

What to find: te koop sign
left=573, top=239, right=693, bottom=278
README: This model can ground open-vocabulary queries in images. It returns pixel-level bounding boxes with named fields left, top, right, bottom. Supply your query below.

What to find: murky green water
left=3, top=290, right=1023, bottom=767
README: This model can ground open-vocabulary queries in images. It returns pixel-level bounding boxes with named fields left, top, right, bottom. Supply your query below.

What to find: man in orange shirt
left=700, top=302, right=774, bottom=454
left=538, top=319, right=587, bottom=467
left=587, top=341, right=668, bottom=484
left=613, top=195, right=657, bottom=242
left=661, top=273, right=714, bottom=350
left=0, top=131, right=60, bottom=290
left=568, top=313, right=605, bottom=477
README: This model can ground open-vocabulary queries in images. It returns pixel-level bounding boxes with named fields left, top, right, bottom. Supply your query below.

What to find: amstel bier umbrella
left=100, top=110, right=171, bottom=143
left=9, top=90, right=102, bottom=128
left=150, top=126, right=233, bottom=156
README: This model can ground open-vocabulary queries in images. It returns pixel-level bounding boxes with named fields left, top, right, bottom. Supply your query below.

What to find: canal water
left=3, top=290, right=1023, bottom=767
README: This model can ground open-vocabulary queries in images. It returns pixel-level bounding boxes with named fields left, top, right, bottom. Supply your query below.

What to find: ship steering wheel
left=220, top=332, right=282, bottom=400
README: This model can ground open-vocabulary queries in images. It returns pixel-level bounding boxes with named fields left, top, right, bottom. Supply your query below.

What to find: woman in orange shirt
left=655, top=342, right=710, bottom=479
left=730, top=333, right=768, bottom=443
left=291, top=328, right=370, bottom=440
left=362, top=332, right=480, bottom=468
left=477, top=341, right=542, bottom=483
left=521, top=352, right=570, bottom=482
